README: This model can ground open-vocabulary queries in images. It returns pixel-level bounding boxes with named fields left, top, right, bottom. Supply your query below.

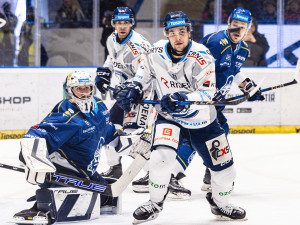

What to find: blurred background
left=0, top=0, right=299, bottom=68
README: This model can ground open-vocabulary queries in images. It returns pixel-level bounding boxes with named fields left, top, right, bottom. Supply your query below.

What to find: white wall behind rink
left=0, top=67, right=299, bottom=131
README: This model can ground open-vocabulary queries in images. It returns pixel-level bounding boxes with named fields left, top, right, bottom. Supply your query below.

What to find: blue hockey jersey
left=201, top=30, right=249, bottom=98
left=23, top=97, right=117, bottom=178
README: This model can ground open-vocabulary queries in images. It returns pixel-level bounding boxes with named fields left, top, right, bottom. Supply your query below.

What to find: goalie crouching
left=13, top=71, right=143, bottom=225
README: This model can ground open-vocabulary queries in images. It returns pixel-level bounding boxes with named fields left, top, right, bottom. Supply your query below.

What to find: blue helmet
left=112, top=7, right=135, bottom=26
left=228, top=7, right=252, bottom=29
left=163, top=11, right=192, bottom=35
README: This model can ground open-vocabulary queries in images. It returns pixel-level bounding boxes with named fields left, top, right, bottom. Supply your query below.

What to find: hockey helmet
left=228, top=7, right=252, bottom=30
left=112, top=7, right=135, bottom=26
left=65, top=71, right=95, bottom=113
left=163, top=11, right=192, bottom=36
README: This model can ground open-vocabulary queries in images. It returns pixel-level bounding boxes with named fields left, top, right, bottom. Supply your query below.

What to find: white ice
left=1, top=134, right=300, bottom=225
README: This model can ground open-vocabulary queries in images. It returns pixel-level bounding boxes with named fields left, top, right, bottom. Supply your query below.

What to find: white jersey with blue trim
left=133, top=39, right=217, bottom=129
left=104, top=30, right=151, bottom=84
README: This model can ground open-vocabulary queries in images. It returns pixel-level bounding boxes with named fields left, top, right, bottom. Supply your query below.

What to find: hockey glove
left=213, top=91, right=225, bottom=112
left=161, top=92, right=190, bottom=114
left=95, top=67, right=112, bottom=94
left=114, top=81, right=143, bottom=113
left=20, top=138, right=56, bottom=185
left=239, top=78, right=265, bottom=102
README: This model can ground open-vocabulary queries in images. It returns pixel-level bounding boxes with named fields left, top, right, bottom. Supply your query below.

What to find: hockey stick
left=222, top=59, right=300, bottom=101
left=103, top=79, right=264, bottom=106
left=0, top=154, right=147, bottom=197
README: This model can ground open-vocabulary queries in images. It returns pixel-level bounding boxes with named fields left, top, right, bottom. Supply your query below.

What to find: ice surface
left=1, top=134, right=300, bottom=225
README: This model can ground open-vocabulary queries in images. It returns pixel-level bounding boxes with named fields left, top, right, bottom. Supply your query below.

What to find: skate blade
left=166, top=191, right=191, bottom=201
left=132, top=186, right=149, bottom=193
left=132, top=213, right=159, bottom=224
left=11, top=216, right=49, bottom=225
left=201, top=183, right=212, bottom=192
left=216, top=215, right=248, bottom=221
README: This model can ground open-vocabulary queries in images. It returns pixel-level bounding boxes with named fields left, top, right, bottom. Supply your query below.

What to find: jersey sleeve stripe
left=241, top=46, right=249, bottom=52
left=206, top=31, right=219, bottom=43
left=57, top=99, right=66, bottom=113
left=221, top=46, right=231, bottom=54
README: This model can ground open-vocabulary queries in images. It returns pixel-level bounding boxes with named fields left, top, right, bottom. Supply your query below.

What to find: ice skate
left=132, top=200, right=163, bottom=224
left=206, top=192, right=247, bottom=221
left=12, top=202, right=51, bottom=225
left=100, top=163, right=122, bottom=179
left=167, top=172, right=191, bottom=200
left=201, top=167, right=212, bottom=192
left=132, top=171, right=149, bottom=193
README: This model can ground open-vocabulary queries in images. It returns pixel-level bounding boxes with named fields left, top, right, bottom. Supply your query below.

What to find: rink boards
left=0, top=67, right=299, bottom=139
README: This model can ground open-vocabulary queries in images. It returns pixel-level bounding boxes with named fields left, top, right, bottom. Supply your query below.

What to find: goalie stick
left=0, top=154, right=147, bottom=197
left=103, top=78, right=264, bottom=106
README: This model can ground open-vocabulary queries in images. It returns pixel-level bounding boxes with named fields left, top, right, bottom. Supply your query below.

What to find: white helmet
left=65, top=71, right=95, bottom=113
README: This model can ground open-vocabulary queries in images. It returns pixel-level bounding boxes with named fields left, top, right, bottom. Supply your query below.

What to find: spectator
left=258, top=1, right=277, bottom=24
left=201, top=1, right=228, bottom=23
left=18, top=7, right=48, bottom=67
left=285, top=0, right=300, bottom=24
left=100, top=10, right=114, bottom=59
left=0, top=1, right=18, bottom=66
left=55, top=0, right=86, bottom=28
left=243, top=17, right=270, bottom=67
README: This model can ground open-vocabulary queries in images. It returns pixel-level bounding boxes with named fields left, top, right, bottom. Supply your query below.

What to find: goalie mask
left=65, top=71, right=95, bottom=113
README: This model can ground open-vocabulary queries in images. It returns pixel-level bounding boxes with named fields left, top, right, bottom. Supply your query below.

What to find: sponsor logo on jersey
left=161, top=77, right=169, bottom=88
left=220, top=39, right=228, bottom=46
left=83, top=126, right=96, bottom=133
left=63, top=111, right=71, bottom=117
left=113, top=62, right=126, bottom=69
left=187, top=51, right=207, bottom=65
left=147, top=47, right=163, bottom=54
left=236, top=55, right=246, bottom=61
left=203, top=80, right=211, bottom=87
left=163, top=128, right=172, bottom=136
left=205, top=70, right=215, bottom=76
left=170, top=80, right=191, bottom=89
left=127, top=40, right=139, bottom=55
left=49, top=123, right=58, bottom=130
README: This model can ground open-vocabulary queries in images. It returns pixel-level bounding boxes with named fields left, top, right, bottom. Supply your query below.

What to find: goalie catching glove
left=20, top=138, right=56, bottom=185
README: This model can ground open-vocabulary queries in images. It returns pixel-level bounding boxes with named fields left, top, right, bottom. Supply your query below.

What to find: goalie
left=12, top=71, right=150, bottom=225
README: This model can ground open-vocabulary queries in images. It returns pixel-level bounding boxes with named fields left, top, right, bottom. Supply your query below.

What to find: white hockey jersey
left=104, top=30, right=151, bottom=83
left=133, top=40, right=217, bottom=129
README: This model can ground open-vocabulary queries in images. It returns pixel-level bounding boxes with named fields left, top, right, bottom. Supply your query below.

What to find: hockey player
left=13, top=71, right=121, bottom=224
left=95, top=7, right=190, bottom=198
left=114, top=11, right=247, bottom=224
left=161, top=7, right=265, bottom=194
left=95, top=6, right=153, bottom=180
left=198, top=7, right=265, bottom=191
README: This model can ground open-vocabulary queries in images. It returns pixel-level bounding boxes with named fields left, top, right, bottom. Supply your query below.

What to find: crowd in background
left=0, top=0, right=299, bottom=67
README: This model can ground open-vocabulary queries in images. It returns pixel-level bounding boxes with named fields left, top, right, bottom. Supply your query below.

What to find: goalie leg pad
left=36, top=187, right=100, bottom=223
